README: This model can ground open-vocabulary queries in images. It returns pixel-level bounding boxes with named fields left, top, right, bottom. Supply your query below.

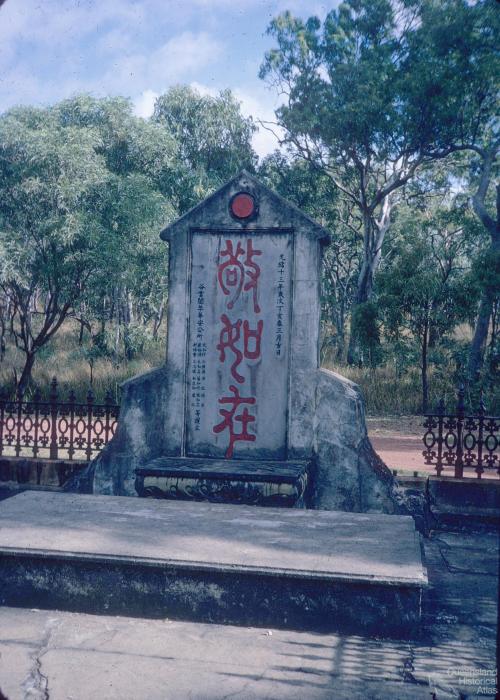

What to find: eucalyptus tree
left=153, top=85, right=257, bottom=210
left=378, top=203, right=480, bottom=411
left=0, top=105, right=108, bottom=393
left=260, top=0, right=499, bottom=363
left=53, top=96, right=178, bottom=357
left=0, top=97, right=174, bottom=391
left=401, top=0, right=499, bottom=379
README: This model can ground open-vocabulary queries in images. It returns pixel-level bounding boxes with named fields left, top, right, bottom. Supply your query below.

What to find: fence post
left=436, top=398, right=445, bottom=477
left=104, top=389, right=113, bottom=445
left=68, top=389, right=76, bottom=461
left=455, top=384, right=465, bottom=479
left=49, top=377, right=59, bottom=460
left=86, top=388, right=94, bottom=462
left=476, top=394, right=485, bottom=478
left=0, top=389, right=4, bottom=457
left=33, top=388, right=41, bottom=459
left=15, top=386, right=23, bottom=458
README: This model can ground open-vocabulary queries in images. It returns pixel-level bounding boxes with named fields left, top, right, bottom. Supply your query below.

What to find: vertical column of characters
left=191, top=283, right=207, bottom=431
left=213, top=238, right=263, bottom=458
left=275, top=253, right=286, bottom=356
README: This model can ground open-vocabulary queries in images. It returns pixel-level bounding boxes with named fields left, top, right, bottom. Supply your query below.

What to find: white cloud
left=233, top=87, right=284, bottom=159
left=0, top=0, right=145, bottom=56
left=153, top=31, right=222, bottom=80
left=274, top=1, right=333, bottom=19
left=189, top=81, right=218, bottom=98
left=0, top=0, right=294, bottom=153
left=0, top=1, right=223, bottom=108
left=190, top=0, right=260, bottom=6
left=71, top=31, right=224, bottom=103
left=133, top=89, right=159, bottom=119
left=181, top=81, right=284, bottom=159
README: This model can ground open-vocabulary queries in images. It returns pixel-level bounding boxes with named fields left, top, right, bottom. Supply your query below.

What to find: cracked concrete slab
left=0, top=609, right=443, bottom=700
left=0, top=527, right=496, bottom=700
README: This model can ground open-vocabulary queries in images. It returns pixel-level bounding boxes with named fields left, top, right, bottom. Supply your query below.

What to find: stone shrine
left=5, top=171, right=426, bottom=637
left=85, top=171, right=398, bottom=513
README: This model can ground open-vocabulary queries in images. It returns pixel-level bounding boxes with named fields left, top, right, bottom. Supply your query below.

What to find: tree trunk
left=78, top=318, right=85, bottom=345
left=421, top=317, right=429, bottom=414
left=346, top=256, right=379, bottom=363
left=347, top=199, right=391, bottom=365
left=467, top=292, right=493, bottom=380
left=17, top=351, right=36, bottom=397
left=467, top=234, right=499, bottom=380
left=468, top=153, right=499, bottom=379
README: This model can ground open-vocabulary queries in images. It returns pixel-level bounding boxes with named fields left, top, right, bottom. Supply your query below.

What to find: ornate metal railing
left=423, top=386, right=499, bottom=479
left=0, top=377, right=119, bottom=461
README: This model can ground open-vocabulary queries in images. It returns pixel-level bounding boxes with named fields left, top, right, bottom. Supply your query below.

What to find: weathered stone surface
left=83, top=171, right=400, bottom=514
left=71, top=366, right=169, bottom=496
left=311, top=368, right=397, bottom=513
left=427, top=476, right=500, bottom=530
left=186, top=231, right=293, bottom=459
left=135, top=456, right=310, bottom=507
left=0, top=492, right=426, bottom=635
left=0, top=522, right=496, bottom=700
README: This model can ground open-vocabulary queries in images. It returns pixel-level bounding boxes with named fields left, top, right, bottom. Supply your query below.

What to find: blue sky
left=0, top=0, right=334, bottom=158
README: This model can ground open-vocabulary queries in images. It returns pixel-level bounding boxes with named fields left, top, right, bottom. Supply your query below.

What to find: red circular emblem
left=230, top=193, right=255, bottom=219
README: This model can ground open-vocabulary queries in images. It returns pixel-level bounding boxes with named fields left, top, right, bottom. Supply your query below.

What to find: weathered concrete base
left=2, top=523, right=496, bottom=700
left=76, top=366, right=401, bottom=516
left=0, top=456, right=87, bottom=488
left=427, top=476, right=500, bottom=531
left=0, top=492, right=426, bottom=636
left=67, top=366, right=170, bottom=497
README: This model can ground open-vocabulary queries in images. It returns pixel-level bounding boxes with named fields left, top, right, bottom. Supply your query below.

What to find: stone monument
left=84, top=171, right=398, bottom=513
left=11, top=171, right=426, bottom=635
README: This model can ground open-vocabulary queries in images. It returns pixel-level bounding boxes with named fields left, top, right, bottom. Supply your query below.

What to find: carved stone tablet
left=187, top=231, right=292, bottom=459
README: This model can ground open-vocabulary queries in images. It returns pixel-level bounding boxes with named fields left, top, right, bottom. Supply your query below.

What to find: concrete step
left=0, top=492, right=427, bottom=636
left=427, top=476, right=500, bottom=531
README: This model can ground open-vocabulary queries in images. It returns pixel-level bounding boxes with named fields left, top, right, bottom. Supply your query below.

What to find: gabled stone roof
left=160, top=170, right=331, bottom=244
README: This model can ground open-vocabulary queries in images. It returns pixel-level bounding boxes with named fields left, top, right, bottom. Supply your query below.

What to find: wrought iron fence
left=423, top=385, right=499, bottom=479
left=0, top=377, right=119, bottom=461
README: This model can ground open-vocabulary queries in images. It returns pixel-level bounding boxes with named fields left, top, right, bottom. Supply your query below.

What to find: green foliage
left=258, top=152, right=337, bottom=223
left=260, top=0, right=500, bottom=370
left=350, top=302, right=382, bottom=367
left=401, top=0, right=499, bottom=152
left=0, top=35, right=497, bottom=415
left=0, top=89, right=260, bottom=392
left=472, top=247, right=500, bottom=295
left=0, top=97, right=177, bottom=390
left=375, top=198, right=482, bottom=409
left=153, top=85, right=257, bottom=210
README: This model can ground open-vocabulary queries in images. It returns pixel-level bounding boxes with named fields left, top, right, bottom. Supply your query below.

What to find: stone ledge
left=0, top=492, right=427, bottom=636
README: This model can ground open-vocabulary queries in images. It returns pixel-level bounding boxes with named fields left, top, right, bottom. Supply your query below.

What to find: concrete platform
left=0, top=492, right=427, bottom=635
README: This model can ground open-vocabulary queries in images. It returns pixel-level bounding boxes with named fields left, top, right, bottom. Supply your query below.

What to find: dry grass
left=0, top=321, right=165, bottom=402
left=1, top=321, right=493, bottom=415
left=323, top=363, right=457, bottom=416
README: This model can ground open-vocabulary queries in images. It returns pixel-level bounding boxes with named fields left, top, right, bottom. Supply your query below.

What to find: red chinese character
left=217, top=240, right=245, bottom=309
left=217, top=239, right=262, bottom=312
left=242, top=319, right=263, bottom=359
left=213, top=385, right=256, bottom=458
left=243, top=239, right=262, bottom=313
left=217, top=316, right=264, bottom=382
left=217, top=314, right=244, bottom=383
